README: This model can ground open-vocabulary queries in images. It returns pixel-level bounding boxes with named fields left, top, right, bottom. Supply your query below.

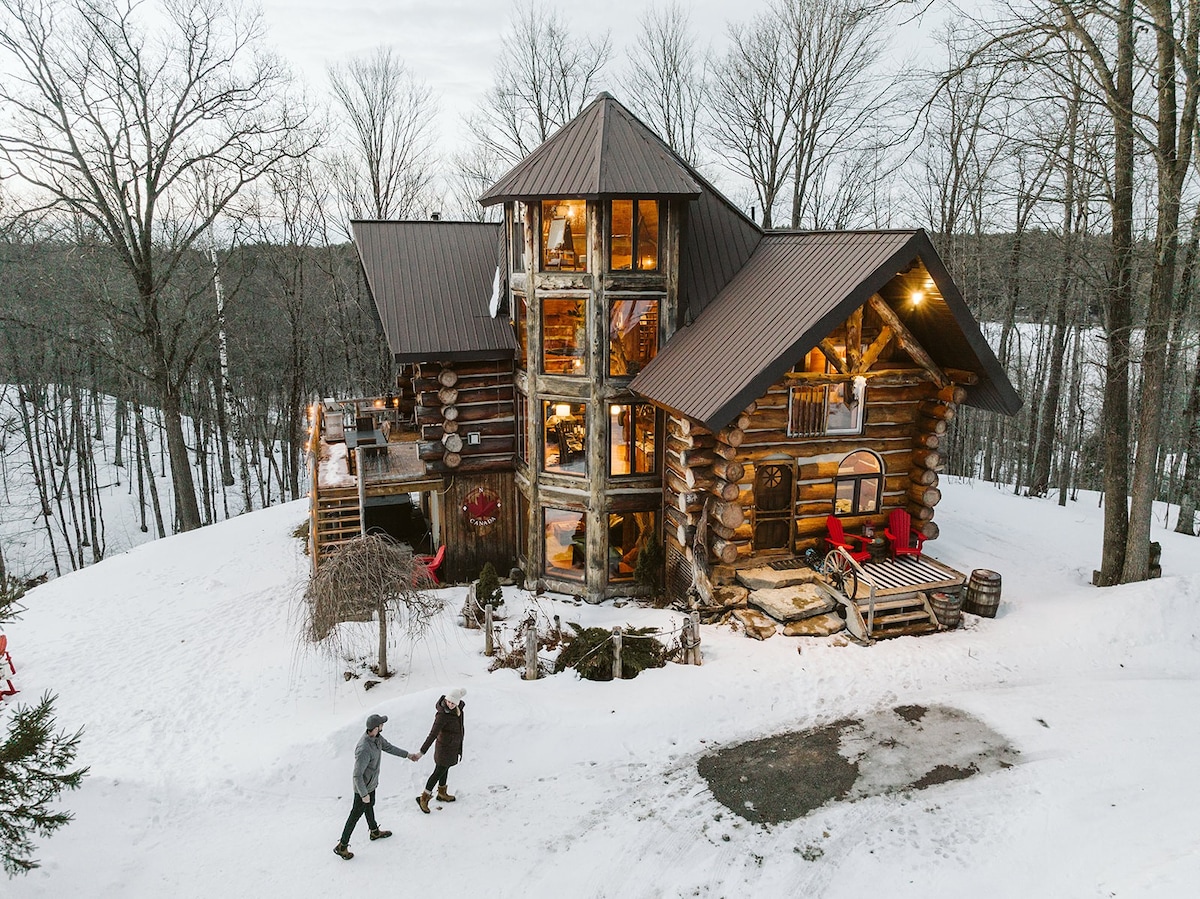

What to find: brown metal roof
left=480, top=93, right=701, bottom=204
left=352, top=220, right=515, bottom=362
left=630, top=230, right=1021, bottom=430
left=679, top=182, right=763, bottom=323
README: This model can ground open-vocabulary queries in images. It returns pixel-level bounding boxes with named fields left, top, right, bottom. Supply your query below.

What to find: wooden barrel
left=963, top=569, right=1001, bottom=618
left=929, top=590, right=962, bottom=629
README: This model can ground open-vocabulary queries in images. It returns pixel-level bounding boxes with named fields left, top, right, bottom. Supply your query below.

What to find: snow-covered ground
left=3, top=478, right=1198, bottom=897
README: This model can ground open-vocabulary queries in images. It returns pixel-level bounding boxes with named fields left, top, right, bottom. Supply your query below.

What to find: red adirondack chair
left=884, top=508, right=926, bottom=560
left=414, top=544, right=445, bottom=585
left=825, top=516, right=871, bottom=563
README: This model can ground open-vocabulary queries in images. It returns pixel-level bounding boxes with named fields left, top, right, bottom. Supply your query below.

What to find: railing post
left=689, top=611, right=702, bottom=665
left=612, top=626, right=623, bottom=680
left=484, top=604, right=494, bottom=656
left=524, top=624, right=538, bottom=680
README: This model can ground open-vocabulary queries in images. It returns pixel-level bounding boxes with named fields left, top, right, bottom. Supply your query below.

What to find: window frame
left=540, top=199, right=588, bottom=272
left=607, top=509, right=659, bottom=582
left=543, top=506, right=586, bottom=582
left=541, top=398, right=588, bottom=477
left=608, top=402, right=657, bottom=477
left=607, top=296, right=660, bottom=377
left=540, top=295, right=587, bottom=376
left=608, top=199, right=662, bottom=272
left=833, top=449, right=884, bottom=517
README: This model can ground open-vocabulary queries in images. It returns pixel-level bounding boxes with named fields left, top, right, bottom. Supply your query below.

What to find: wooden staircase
left=852, top=590, right=940, bottom=640
left=312, top=486, right=361, bottom=566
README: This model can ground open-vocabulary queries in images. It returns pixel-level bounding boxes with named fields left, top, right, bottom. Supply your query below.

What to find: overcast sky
left=260, top=0, right=774, bottom=141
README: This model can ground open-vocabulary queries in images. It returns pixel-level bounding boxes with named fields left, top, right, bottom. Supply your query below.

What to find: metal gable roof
left=352, top=220, right=515, bottom=362
left=479, top=93, right=701, bottom=204
left=630, top=229, right=1021, bottom=430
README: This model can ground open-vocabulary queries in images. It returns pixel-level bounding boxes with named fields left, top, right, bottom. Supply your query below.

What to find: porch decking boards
left=859, top=557, right=964, bottom=595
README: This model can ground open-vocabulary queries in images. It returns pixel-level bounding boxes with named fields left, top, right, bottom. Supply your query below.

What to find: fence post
left=484, top=604, right=494, bottom=657
left=689, top=611, right=702, bottom=666
left=552, top=614, right=561, bottom=642
left=524, top=624, right=538, bottom=680
left=612, top=626, right=623, bottom=680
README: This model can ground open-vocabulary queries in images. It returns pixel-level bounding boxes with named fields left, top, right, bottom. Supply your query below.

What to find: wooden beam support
left=868, top=295, right=948, bottom=389
left=857, top=325, right=894, bottom=372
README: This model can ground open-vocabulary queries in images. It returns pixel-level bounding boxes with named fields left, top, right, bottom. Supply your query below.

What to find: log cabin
left=310, top=93, right=1020, bottom=633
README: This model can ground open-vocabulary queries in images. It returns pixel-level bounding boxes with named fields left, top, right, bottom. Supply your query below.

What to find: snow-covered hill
left=3, top=480, right=1198, bottom=897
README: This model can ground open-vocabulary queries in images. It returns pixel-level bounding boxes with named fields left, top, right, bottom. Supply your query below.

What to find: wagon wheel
left=761, top=466, right=783, bottom=488
left=824, top=550, right=859, bottom=600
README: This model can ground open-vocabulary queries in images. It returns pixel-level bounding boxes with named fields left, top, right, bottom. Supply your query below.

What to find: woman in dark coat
left=415, top=687, right=465, bottom=812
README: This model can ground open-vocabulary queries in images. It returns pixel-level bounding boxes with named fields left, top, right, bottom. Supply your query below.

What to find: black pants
left=425, top=764, right=451, bottom=792
left=339, top=789, right=379, bottom=844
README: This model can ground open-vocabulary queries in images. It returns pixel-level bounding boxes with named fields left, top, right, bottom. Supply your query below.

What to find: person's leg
left=425, top=764, right=449, bottom=792
left=362, top=790, right=379, bottom=831
left=339, top=795, right=366, bottom=845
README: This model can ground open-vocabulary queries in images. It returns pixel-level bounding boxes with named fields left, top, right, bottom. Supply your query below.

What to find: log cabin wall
left=658, top=369, right=966, bottom=598
left=411, top=358, right=516, bottom=475
left=407, top=357, right=518, bottom=582
left=440, top=470, right=518, bottom=583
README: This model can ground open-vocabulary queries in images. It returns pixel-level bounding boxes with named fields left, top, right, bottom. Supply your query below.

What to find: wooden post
left=356, top=447, right=367, bottom=537
left=689, top=611, right=702, bottom=666
left=612, top=626, right=623, bottom=680
left=484, top=604, right=494, bottom=656
left=552, top=614, right=561, bottom=641
left=524, top=625, right=538, bottom=680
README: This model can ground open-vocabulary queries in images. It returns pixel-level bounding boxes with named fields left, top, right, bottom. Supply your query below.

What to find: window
left=608, top=298, right=659, bottom=376
left=544, top=507, right=586, bottom=581
left=608, top=511, right=658, bottom=581
left=787, top=346, right=865, bottom=437
left=541, top=199, right=587, bottom=272
left=610, top=200, right=660, bottom=271
left=542, top=297, right=586, bottom=374
left=511, top=203, right=526, bottom=273
left=609, top=403, right=656, bottom=476
left=543, top=400, right=586, bottom=476
left=514, top=293, right=528, bottom=371
left=516, top=390, right=528, bottom=463
left=834, top=450, right=883, bottom=516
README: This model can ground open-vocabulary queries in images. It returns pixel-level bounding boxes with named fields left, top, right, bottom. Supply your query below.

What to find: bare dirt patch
left=698, top=704, right=1018, bottom=825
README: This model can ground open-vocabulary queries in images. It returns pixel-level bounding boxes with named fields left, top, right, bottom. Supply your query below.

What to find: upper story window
left=787, top=345, right=865, bottom=437
left=541, top=199, right=587, bottom=272
left=834, top=450, right=883, bottom=516
left=610, top=199, right=660, bottom=271
left=511, top=203, right=526, bottom=273
left=542, top=297, right=586, bottom=375
left=608, top=298, right=658, bottom=376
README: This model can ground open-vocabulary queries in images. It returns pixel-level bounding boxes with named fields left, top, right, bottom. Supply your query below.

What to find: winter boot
left=369, top=829, right=393, bottom=840
left=333, top=842, right=354, bottom=860
left=416, top=791, right=431, bottom=814
left=437, top=785, right=456, bottom=802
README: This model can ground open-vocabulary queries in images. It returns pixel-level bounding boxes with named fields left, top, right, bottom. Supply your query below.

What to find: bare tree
left=708, top=9, right=799, bottom=227
left=621, top=2, right=707, bottom=166
left=0, top=0, right=310, bottom=531
left=465, top=0, right=612, bottom=167
left=327, top=46, right=438, bottom=224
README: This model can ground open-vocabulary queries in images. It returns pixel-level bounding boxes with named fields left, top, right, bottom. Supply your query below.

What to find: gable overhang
left=631, top=230, right=1021, bottom=431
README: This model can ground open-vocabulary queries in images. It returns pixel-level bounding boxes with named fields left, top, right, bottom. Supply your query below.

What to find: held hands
left=362, top=794, right=371, bottom=804
left=409, top=751, right=422, bottom=761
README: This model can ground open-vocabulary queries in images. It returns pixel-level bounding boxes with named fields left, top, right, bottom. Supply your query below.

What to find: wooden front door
left=754, top=462, right=794, bottom=551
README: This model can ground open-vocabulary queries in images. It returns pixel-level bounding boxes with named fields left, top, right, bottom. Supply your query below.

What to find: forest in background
left=0, top=0, right=1196, bottom=586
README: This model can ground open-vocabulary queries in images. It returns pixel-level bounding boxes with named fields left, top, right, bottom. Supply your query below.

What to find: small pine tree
left=633, top=535, right=665, bottom=592
left=1, top=692, right=88, bottom=877
left=476, top=562, right=503, bottom=608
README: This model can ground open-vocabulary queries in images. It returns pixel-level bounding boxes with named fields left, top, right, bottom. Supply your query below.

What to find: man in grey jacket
left=334, top=713, right=418, bottom=860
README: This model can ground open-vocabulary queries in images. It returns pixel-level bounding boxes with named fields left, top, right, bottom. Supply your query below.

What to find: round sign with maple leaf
left=462, top=486, right=501, bottom=528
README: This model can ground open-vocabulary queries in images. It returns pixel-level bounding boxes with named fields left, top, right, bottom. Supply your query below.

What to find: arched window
left=834, top=450, right=883, bottom=516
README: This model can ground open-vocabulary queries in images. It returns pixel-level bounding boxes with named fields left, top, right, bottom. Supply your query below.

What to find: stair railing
left=832, top=546, right=879, bottom=636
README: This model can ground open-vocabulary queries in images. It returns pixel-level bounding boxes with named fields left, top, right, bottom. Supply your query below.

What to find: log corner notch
left=907, top=384, right=966, bottom=541
left=663, top=408, right=751, bottom=577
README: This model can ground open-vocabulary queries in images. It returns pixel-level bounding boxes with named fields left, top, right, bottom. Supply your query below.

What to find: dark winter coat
left=420, top=696, right=465, bottom=767
left=352, top=731, right=410, bottom=798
